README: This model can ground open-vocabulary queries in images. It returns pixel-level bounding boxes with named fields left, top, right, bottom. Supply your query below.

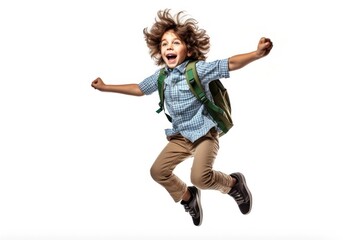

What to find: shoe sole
left=194, top=187, right=203, bottom=226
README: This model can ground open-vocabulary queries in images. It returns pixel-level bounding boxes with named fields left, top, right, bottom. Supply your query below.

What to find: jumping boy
left=91, top=9, right=273, bottom=226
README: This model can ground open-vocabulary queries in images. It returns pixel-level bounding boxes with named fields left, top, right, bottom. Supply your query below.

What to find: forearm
left=228, top=51, right=261, bottom=71
left=100, top=84, right=144, bottom=96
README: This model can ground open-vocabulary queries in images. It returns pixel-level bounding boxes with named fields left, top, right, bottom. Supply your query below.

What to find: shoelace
left=231, top=191, right=245, bottom=205
left=183, top=204, right=196, bottom=217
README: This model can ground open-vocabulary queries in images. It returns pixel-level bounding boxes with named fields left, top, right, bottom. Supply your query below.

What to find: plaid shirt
left=139, top=59, right=230, bottom=142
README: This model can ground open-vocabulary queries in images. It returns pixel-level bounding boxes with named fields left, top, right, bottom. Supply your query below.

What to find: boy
left=91, top=9, right=273, bottom=226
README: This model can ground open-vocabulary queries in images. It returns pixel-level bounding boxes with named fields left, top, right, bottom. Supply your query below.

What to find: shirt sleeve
left=195, top=58, right=230, bottom=85
left=138, top=69, right=160, bottom=95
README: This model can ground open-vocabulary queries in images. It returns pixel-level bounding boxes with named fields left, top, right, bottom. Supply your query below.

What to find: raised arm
left=228, top=37, right=273, bottom=71
left=91, top=77, right=144, bottom=96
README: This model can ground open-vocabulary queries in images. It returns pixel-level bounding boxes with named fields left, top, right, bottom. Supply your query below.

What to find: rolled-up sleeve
left=218, top=58, right=230, bottom=79
left=196, top=59, right=230, bottom=85
left=138, top=70, right=160, bottom=95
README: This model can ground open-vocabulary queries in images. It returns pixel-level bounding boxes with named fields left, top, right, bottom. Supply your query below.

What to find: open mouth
left=166, top=53, right=177, bottom=63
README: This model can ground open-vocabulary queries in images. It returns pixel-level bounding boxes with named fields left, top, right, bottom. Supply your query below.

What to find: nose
left=167, top=43, right=173, bottom=50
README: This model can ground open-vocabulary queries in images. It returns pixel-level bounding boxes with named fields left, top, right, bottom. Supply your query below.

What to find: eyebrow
left=161, top=38, right=181, bottom=42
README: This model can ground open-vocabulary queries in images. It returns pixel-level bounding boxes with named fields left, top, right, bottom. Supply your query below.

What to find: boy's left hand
left=256, top=37, right=273, bottom=58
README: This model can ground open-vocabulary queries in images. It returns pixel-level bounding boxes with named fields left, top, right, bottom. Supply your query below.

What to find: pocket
left=167, top=133, right=182, bottom=141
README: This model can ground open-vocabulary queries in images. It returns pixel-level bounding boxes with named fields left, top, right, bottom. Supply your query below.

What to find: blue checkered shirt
left=139, top=59, right=230, bottom=142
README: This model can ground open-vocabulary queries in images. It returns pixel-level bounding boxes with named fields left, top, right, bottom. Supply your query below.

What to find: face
left=160, top=30, right=191, bottom=69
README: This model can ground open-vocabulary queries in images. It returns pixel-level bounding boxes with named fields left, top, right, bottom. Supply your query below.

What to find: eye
left=173, top=40, right=181, bottom=45
left=161, top=42, right=168, bottom=47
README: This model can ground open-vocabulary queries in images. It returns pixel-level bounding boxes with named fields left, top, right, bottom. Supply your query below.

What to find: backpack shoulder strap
left=185, top=61, right=224, bottom=114
left=156, top=68, right=172, bottom=122
left=186, top=61, right=206, bottom=102
left=156, top=68, right=166, bottom=113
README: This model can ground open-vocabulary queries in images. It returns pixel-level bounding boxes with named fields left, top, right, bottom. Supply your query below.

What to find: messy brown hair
left=143, top=9, right=210, bottom=66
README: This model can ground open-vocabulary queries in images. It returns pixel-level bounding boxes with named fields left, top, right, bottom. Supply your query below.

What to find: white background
left=1, top=0, right=359, bottom=239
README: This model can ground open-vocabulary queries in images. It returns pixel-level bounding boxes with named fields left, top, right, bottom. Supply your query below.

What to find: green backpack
left=156, top=60, right=233, bottom=136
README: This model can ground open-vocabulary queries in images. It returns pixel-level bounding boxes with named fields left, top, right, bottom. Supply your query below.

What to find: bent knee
left=150, top=164, right=171, bottom=182
left=191, top=172, right=212, bottom=189
left=150, top=164, right=161, bottom=181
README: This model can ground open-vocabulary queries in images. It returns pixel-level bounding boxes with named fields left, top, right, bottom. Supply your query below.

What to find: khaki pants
left=150, top=128, right=233, bottom=202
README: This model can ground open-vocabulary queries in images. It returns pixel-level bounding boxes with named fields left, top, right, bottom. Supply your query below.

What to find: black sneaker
left=228, top=172, right=252, bottom=214
left=180, top=186, right=203, bottom=226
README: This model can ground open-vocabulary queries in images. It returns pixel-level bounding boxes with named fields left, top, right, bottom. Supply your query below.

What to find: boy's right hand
left=256, top=37, right=273, bottom=58
left=91, top=77, right=105, bottom=91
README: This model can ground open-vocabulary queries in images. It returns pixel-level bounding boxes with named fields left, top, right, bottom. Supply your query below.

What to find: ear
left=187, top=51, right=192, bottom=57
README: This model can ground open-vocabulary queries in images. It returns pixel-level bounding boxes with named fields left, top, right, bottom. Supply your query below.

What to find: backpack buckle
left=199, top=92, right=208, bottom=103
left=189, top=78, right=195, bottom=85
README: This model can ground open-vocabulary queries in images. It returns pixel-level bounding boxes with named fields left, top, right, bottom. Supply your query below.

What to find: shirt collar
left=164, top=59, right=190, bottom=75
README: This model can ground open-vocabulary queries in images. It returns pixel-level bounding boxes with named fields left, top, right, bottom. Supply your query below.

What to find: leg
left=150, top=134, right=191, bottom=202
left=191, top=128, right=253, bottom=215
left=150, top=134, right=203, bottom=226
left=191, top=128, right=234, bottom=192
